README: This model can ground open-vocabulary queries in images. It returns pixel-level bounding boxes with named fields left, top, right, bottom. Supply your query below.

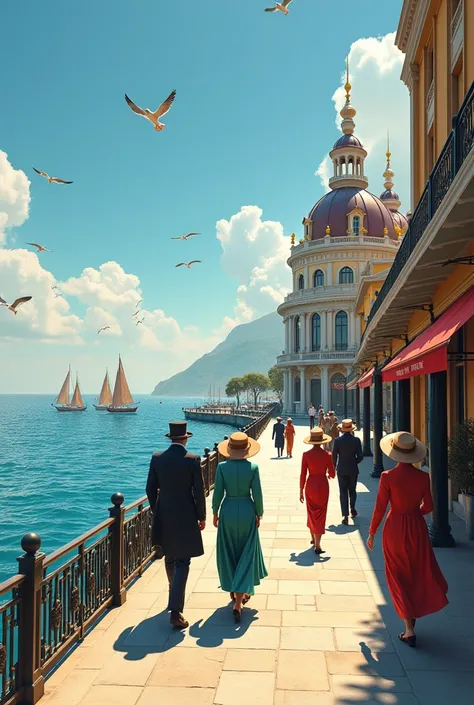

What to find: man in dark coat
left=146, top=421, right=206, bottom=628
left=272, top=416, right=285, bottom=458
left=332, top=419, right=363, bottom=525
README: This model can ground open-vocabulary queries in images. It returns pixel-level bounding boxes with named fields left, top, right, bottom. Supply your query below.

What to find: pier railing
left=0, top=404, right=276, bottom=705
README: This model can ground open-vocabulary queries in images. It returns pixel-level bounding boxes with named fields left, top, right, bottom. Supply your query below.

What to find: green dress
left=212, top=459, right=268, bottom=595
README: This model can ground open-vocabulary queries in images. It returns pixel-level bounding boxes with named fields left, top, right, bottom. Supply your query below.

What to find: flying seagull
left=33, top=168, right=73, bottom=184
left=0, top=296, right=7, bottom=306
left=136, top=318, right=145, bottom=326
left=171, top=232, right=200, bottom=241
left=176, top=261, right=201, bottom=269
left=131, top=310, right=141, bottom=318
left=124, top=90, right=177, bottom=131
left=26, top=242, right=51, bottom=252
left=54, top=293, right=62, bottom=298
left=135, top=299, right=143, bottom=308
left=51, top=285, right=58, bottom=290
left=265, top=0, right=293, bottom=14
left=2, top=296, right=33, bottom=315
left=97, top=326, right=110, bottom=334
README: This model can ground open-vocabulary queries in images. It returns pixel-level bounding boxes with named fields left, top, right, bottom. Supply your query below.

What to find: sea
left=0, top=395, right=236, bottom=582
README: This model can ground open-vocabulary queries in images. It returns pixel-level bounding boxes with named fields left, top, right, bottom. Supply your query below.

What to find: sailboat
left=107, top=356, right=138, bottom=413
left=94, top=370, right=113, bottom=410
left=53, top=367, right=87, bottom=412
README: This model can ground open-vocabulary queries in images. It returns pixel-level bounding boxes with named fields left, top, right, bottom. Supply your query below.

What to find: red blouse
left=300, top=446, right=335, bottom=490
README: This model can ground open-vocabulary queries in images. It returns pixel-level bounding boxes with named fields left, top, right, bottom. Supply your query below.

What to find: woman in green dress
left=213, top=432, right=268, bottom=622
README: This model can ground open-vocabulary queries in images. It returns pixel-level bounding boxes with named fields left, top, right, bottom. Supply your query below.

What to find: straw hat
left=328, top=410, right=335, bottom=416
left=218, top=432, right=260, bottom=459
left=276, top=416, right=283, bottom=422
left=380, top=431, right=426, bottom=464
left=338, top=419, right=357, bottom=432
left=304, top=426, right=332, bottom=445
left=287, top=417, right=293, bottom=423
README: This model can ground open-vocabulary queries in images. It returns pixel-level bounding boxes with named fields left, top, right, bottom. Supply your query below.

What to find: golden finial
left=394, top=224, right=402, bottom=238
left=383, top=226, right=388, bottom=235
left=344, top=56, right=351, bottom=101
left=299, top=239, right=304, bottom=245
left=290, top=233, right=295, bottom=245
left=325, top=224, right=331, bottom=235
left=386, top=130, right=391, bottom=164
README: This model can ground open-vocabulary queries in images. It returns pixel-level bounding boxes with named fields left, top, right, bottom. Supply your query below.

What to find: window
left=352, top=215, right=360, bottom=235
left=313, top=269, right=324, bottom=287
left=335, top=311, right=348, bottom=350
left=339, top=267, right=354, bottom=284
left=312, top=314, right=321, bottom=351
left=298, top=274, right=305, bottom=290
left=294, top=376, right=301, bottom=402
left=295, top=316, right=301, bottom=352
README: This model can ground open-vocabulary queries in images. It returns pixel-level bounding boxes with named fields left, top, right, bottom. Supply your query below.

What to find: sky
left=0, top=0, right=408, bottom=394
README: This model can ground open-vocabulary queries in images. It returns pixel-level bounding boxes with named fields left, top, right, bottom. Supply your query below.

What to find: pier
left=183, top=406, right=262, bottom=429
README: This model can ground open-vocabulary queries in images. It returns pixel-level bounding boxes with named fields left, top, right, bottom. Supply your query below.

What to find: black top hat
left=165, top=421, right=193, bottom=439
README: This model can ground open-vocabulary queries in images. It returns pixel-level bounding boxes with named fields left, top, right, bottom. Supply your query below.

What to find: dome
left=308, top=187, right=397, bottom=240
left=380, top=189, right=400, bottom=201
left=391, top=210, right=409, bottom=233
left=333, top=134, right=364, bottom=150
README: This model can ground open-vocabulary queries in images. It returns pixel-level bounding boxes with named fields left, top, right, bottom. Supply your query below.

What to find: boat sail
left=94, top=370, right=113, bottom=410
left=107, top=356, right=138, bottom=413
left=53, top=368, right=87, bottom=412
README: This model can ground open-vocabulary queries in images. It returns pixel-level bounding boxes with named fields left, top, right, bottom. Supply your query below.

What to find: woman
left=213, top=432, right=268, bottom=622
left=367, top=431, right=448, bottom=648
left=272, top=416, right=285, bottom=458
left=300, top=426, right=335, bottom=554
left=318, top=409, right=325, bottom=428
left=285, top=418, right=296, bottom=458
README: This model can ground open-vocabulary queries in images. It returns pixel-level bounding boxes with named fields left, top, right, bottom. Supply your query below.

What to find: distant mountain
left=152, top=312, right=283, bottom=396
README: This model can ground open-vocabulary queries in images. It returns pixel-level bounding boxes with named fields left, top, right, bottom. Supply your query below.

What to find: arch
left=311, top=313, right=321, bottom=351
left=295, top=316, right=301, bottom=352
left=298, top=273, right=305, bottom=290
left=352, top=215, right=360, bottom=236
left=339, top=266, right=354, bottom=284
left=313, top=269, right=324, bottom=287
left=294, top=375, right=301, bottom=402
left=335, top=310, right=348, bottom=350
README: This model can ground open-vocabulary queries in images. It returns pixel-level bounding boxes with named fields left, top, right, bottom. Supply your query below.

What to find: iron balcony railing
left=360, top=78, right=474, bottom=345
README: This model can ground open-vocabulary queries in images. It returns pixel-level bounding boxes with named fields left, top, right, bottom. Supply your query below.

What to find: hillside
left=152, top=312, right=283, bottom=396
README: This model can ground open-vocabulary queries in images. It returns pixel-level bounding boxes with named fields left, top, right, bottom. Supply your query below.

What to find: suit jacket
left=332, top=433, right=363, bottom=476
left=146, top=444, right=206, bottom=558
left=272, top=422, right=285, bottom=446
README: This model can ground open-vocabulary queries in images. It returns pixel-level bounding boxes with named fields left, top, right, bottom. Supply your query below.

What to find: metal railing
left=240, top=404, right=277, bottom=439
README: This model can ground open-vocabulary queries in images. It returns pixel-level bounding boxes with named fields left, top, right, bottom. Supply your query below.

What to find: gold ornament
left=290, top=233, right=295, bottom=246
left=325, top=225, right=331, bottom=235
left=383, top=226, right=388, bottom=235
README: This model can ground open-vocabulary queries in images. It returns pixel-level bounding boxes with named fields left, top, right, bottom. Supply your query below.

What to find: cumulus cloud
left=0, top=151, right=31, bottom=244
left=315, top=32, right=410, bottom=208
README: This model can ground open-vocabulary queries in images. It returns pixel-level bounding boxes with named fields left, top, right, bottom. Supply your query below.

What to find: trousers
left=165, top=556, right=191, bottom=613
left=309, top=416, right=315, bottom=429
left=338, top=473, right=357, bottom=517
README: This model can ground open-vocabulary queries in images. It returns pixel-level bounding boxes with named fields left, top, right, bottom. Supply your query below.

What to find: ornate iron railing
left=241, top=404, right=277, bottom=440
left=0, top=576, right=23, bottom=705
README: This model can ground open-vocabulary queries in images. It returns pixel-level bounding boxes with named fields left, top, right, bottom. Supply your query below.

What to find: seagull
left=265, top=0, right=293, bottom=14
left=32, top=168, right=73, bottom=184
left=135, top=299, right=143, bottom=308
left=51, top=285, right=58, bottom=290
left=54, top=293, right=62, bottom=298
left=171, top=232, right=200, bottom=241
left=2, top=296, right=33, bottom=315
left=124, top=90, right=177, bottom=131
left=0, top=296, right=7, bottom=306
left=26, top=242, right=51, bottom=252
left=97, top=326, right=110, bottom=334
left=136, top=318, right=145, bottom=326
left=131, top=311, right=141, bottom=318
left=176, top=261, right=201, bottom=269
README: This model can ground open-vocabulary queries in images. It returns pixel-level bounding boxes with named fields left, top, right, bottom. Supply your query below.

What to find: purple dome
left=380, top=189, right=400, bottom=201
left=391, top=210, right=409, bottom=232
left=332, top=134, right=364, bottom=149
left=308, top=187, right=397, bottom=240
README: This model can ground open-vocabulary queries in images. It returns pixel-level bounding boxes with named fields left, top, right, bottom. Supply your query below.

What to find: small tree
left=448, top=419, right=474, bottom=495
left=268, top=365, right=284, bottom=405
left=242, top=372, right=270, bottom=409
left=225, top=377, right=245, bottom=408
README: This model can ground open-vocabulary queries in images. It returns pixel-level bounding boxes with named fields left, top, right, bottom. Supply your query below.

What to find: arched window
left=339, top=266, right=354, bottom=284
left=295, top=316, right=301, bottom=352
left=298, top=274, right=305, bottom=290
left=313, top=269, right=324, bottom=287
left=294, top=376, right=301, bottom=402
left=352, top=215, right=360, bottom=235
left=330, top=373, right=346, bottom=417
left=312, top=314, right=321, bottom=351
left=335, top=311, right=348, bottom=350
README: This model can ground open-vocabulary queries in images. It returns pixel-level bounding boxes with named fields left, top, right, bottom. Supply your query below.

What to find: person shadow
left=326, top=523, right=359, bottom=535
left=289, top=549, right=331, bottom=566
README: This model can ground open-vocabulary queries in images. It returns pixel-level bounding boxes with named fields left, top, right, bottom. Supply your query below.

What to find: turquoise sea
left=0, top=395, right=236, bottom=582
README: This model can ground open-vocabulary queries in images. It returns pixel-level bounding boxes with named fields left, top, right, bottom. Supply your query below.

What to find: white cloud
left=61, top=261, right=142, bottom=309
left=0, top=151, right=31, bottom=245
left=315, top=32, right=410, bottom=210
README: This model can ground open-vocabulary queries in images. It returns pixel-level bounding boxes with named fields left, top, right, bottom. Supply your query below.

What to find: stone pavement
left=41, top=421, right=474, bottom=705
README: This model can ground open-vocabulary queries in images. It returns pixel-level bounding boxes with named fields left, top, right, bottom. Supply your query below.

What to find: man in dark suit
left=146, top=421, right=206, bottom=629
left=332, top=419, right=363, bottom=525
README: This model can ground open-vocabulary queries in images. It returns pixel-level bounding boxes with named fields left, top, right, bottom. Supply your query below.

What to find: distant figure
left=308, top=403, right=316, bottom=429
left=327, top=411, right=339, bottom=451
left=284, top=418, right=296, bottom=458
left=224, top=436, right=229, bottom=440
left=146, top=421, right=206, bottom=629
left=300, top=427, right=335, bottom=554
left=272, top=416, right=285, bottom=458
left=318, top=408, right=325, bottom=428
left=332, top=419, right=363, bottom=525
left=368, top=431, right=449, bottom=648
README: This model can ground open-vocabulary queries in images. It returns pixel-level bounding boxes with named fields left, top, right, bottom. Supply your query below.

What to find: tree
left=225, top=377, right=245, bottom=408
left=268, top=365, right=283, bottom=405
left=242, top=372, right=270, bottom=409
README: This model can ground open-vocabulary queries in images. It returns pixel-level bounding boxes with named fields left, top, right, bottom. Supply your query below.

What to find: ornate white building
left=277, top=70, right=408, bottom=417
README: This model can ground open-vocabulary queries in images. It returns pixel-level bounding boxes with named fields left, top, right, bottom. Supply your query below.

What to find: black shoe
left=233, top=608, right=241, bottom=623
left=342, top=517, right=349, bottom=526
left=351, top=509, right=358, bottom=518
left=314, top=547, right=326, bottom=555
left=398, top=632, right=416, bottom=648
left=170, top=611, right=189, bottom=629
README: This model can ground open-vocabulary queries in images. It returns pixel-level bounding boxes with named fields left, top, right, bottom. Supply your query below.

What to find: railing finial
left=21, top=532, right=41, bottom=555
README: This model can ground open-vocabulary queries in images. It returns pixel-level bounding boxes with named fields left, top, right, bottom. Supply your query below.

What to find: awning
left=346, top=377, right=359, bottom=391
left=382, top=287, right=474, bottom=383
left=358, top=368, right=374, bottom=389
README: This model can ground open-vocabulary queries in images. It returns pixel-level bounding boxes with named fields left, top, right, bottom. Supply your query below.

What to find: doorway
left=310, top=378, right=321, bottom=407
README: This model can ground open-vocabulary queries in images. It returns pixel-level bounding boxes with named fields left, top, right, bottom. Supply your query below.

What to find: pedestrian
left=213, top=432, right=268, bottom=622
left=332, top=419, right=363, bottom=525
left=272, top=416, right=285, bottom=458
left=308, top=403, right=316, bottom=429
left=300, top=426, right=335, bottom=554
left=327, top=411, right=339, bottom=451
left=318, top=408, right=325, bottom=428
left=284, top=418, right=296, bottom=458
left=146, top=421, right=206, bottom=629
left=367, top=431, right=448, bottom=648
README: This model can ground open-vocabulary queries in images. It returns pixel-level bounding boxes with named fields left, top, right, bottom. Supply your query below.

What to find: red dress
left=300, top=447, right=335, bottom=534
left=369, top=463, right=448, bottom=619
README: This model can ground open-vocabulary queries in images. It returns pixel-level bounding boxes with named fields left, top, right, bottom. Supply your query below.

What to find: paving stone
left=331, top=674, right=414, bottom=697
left=320, top=580, right=372, bottom=595
left=223, top=649, right=276, bottom=672
left=214, top=671, right=275, bottom=705
left=280, top=627, right=335, bottom=651
left=296, top=595, right=314, bottom=605
left=325, top=651, right=405, bottom=677
left=274, top=693, right=337, bottom=705
left=277, top=651, right=329, bottom=691
left=408, top=669, right=474, bottom=705
left=41, top=670, right=99, bottom=705
left=267, top=594, right=296, bottom=611
left=79, top=686, right=143, bottom=705
left=277, top=580, right=321, bottom=595
left=93, top=649, right=160, bottom=686
left=147, top=647, right=224, bottom=687
left=315, top=594, right=378, bottom=612
left=137, top=687, right=215, bottom=705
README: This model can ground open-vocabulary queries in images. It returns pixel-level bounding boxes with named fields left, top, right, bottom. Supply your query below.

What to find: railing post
left=452, top=114, right=458, bottom=175
left=427, top=173, right=433, bottom=219
left=17, top=533, right=45, bottom=705
left=109, top=493, right=126, bottom=606
left=204, top=448, right=211, bottom=494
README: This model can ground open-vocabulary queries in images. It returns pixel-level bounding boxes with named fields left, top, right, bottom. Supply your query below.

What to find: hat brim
left=276, top=417, right=282, bottom=421
left=218, top=437, right=260, bottom=459
left=338, top=423, right=357, bottom=432
left=380, top=432, right=426, bottom=463
left=165, top=432, right=193, bottom=439
left=304, top=432, right=332, bottom=445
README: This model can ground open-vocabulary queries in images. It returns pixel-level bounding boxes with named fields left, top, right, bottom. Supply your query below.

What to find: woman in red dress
left=300, top=426, right=335, bottom=554
left=367, top=431, right=448, bottom=648
left=285, top=418, right=296, bottom=458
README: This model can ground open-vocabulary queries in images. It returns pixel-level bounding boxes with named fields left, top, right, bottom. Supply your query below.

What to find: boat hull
left=93, top=404, right=109, bottom=411
left=107, top=406, right=138, bottom=413
left=55, top=405, right=87, bottom=412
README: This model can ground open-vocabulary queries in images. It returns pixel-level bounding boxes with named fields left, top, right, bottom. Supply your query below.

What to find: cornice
left=397, top=0, right=431, bottom=84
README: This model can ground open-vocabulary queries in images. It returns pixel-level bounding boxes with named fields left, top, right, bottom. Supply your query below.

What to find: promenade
left=40, top=422, right=474, bottom=705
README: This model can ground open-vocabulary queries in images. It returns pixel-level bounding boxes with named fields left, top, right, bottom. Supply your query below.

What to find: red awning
left=382, top=287, right=474, bottom=383
left=346, top=377, right=359, bottom=391
left=358, top=368, right=374, bottom=389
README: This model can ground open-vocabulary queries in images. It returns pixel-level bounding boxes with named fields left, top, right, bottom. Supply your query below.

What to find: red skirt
left=382, top=510, right=448, bottom=618
left=305, top=474, right=330, bottom=535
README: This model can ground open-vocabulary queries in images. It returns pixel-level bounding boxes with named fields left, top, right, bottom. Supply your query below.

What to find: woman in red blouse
left=300, top=426, right=335, bottom=554
left=367, top=431, right=448, bottom=648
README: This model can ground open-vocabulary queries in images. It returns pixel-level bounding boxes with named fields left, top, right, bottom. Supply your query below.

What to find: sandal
left=242, top=594, right=251, bottom=605
left=314, top=548, right=326, bottom=555
left=398, top=633, right=416, bottom=648
left=233, top=608, right=241, bottom=624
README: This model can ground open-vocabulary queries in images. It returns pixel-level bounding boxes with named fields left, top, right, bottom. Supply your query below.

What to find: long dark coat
left=146, top=444, right=206, bottom=558
left=272, top=421, right=285, bottom=449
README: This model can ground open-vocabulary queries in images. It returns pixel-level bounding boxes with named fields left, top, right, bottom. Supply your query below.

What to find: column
left=300, top=367, right=307, bottom=411
left=349, top=310, right=356, bottom=348
left=391, top=381, right=398, bottom=432
left=304, top=264, right=309, bottom=288
left=320, top=310, right=327, bottom=349
left=343, top=379, right=348, bottom=418
left=326, top=310, right=333, bottom=351
left=301, top=313, right=307, bottom=353
left=284, top=318, right=290, bottom=354
left=397, top=379, right=411, bottom=431
left=428, top=371, right=455, bottom=547
left=355, top=385, right=361, bottom=428
left=288, top=369, right=294, bottom=413
left=327, top=264, right=333, bottom=285
left=321, top=367, right=329, bottom=411
left=306, top=313, right=312, bottom=352
left=371, top=369, right=384, bottom=478
left=355, top=313, right=361, bottom=344
left=283, top=370, right=289, bottom=413
left=362, top=385, right=372, bottom=457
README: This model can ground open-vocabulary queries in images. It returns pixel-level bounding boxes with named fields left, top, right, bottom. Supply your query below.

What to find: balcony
left=451, top=1, right=464, bottom=70
left=277, top=349, right=357, bottom=365
left=283, top=285, right=355, bottom=304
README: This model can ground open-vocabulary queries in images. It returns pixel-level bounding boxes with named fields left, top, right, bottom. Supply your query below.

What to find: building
left=352, top=0, right=474, bottom=546
left=277, top=67, right=407, bottom=418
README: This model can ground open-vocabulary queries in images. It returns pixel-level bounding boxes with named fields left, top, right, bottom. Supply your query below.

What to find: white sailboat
left=53, top=367, right=87, bottom=412
left=107, top=356, right=138, bottom=413
left=94, top=370, right=113, bottom=410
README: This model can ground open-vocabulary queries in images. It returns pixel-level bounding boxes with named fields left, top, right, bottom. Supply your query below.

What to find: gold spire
left=383, top=128, right=395, bottom=191
left=344, top=56, right=351, bottom=101
left=340, top=56, right=356, bottom=135
left=386, top=130, right=391, bottom=165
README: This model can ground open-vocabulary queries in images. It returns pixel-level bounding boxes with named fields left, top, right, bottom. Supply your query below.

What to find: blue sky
left=0, top=0, right=407, bottom=393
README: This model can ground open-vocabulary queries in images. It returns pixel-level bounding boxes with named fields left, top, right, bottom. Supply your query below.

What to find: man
left=146, top=421, right=206, bottom=629
left=332, top=419, right=363, bottom=525
left=272, top=416, right=285, bottom=458
left=308, top=403, right=316, bottom=429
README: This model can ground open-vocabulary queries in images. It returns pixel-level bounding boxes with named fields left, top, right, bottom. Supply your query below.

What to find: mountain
left=152, top=312, right=283, bottom=396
